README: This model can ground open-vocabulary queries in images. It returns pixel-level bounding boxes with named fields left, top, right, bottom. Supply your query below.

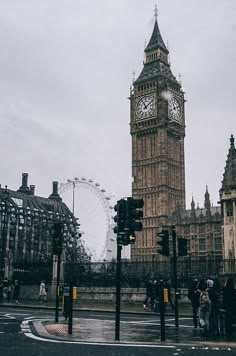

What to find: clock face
left=136, top=95, right=155, bottom=119
left=168, top=96, right=182, bottom=122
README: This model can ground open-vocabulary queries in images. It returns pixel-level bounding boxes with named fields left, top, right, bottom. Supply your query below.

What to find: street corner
left=30, top=319, right=73, bottom=341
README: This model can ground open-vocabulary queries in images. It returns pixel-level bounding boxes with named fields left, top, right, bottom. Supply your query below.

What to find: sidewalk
left=0, top=298, right=192, bottom=315
left=1, top=300, right=236, bottom=347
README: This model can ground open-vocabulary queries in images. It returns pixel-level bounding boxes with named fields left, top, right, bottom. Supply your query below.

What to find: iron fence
left=7, top=257, right=236, bottom=287
left=12, top=261, right=53, bottom=285
left=64, top=257, right=236, bottom=288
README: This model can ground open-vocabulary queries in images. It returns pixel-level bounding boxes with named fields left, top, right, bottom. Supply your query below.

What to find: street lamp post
left=1, top=186, right=10, bottom=278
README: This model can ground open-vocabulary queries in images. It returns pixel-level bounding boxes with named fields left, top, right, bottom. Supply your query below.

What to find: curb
left=0, top=302, right=193, bottom=317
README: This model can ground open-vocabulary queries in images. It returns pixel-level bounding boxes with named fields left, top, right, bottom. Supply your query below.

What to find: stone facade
left=130, top=17, right=185, bottom=262
left=130, top=14, right=236, bottom=265
left=0, top=173, right=77, bottom=280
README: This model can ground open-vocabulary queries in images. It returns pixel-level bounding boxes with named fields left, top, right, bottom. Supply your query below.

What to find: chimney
left=30, top=185, right=35, bottom=195
left=17, top=173, right=30, bottom=194
left=48, top=181, right=62, bottom=201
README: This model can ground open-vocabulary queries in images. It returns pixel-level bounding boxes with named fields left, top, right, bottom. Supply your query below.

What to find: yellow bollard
left=163, top=288, right=168, bottom=303
left=72, top=287, right=77, bottom=300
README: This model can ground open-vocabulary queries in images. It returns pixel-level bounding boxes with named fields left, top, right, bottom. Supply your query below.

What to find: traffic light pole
left=171, top=225, right=179, bottom=328
left=55, top=253, right=61, bottom=323
left=159, top=280, right=165, bottom=341
left=115, top=243, right=122, bottom=340
left=68, top=281, right=73, bottom=335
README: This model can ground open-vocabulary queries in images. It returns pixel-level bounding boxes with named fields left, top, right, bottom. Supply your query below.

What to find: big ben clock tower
left=130, top=8, right=186, bottom=262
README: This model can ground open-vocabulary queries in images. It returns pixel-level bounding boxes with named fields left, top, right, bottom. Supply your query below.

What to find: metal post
left=68, top=282, right=73, bottom=334
left=55, top=254, right=61, bottom=323
left=115, top=244, right=122, bottom=340
left=72, top=182, right=75, bottom=215
left=159, top=280, right=165, bottom=341
left=2, top=186, right=10, bottom=279
left=172, top=225, right=179, bottom=328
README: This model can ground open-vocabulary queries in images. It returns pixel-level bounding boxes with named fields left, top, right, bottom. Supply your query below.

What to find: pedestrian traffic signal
left=178, top=237, right=187, bottom=256
left=157, top=230, right=169, bottom=256
left=126, top=197, right=144, bottom=234
left=53, top=222, right=63, bottom=256
left=117, top=232, right=136, bottom=246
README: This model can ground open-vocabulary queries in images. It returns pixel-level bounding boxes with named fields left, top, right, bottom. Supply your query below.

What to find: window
left=184, top=225, right=190, bottom=235
left=226, top=202, right=233, bottom=217
left=199, top=238, right=206, bottom=251
left=215, top=237, right=222, bottom=251
left=199, top=225, right=205, bottom=233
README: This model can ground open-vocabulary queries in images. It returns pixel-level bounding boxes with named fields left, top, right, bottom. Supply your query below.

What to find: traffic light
left=113, top=197, right=144, bottom=246
left=178, top=238, right=187, bottom=256
left=53, top=222, right=63, bottom=256
left=157, top=230, right=169, bottom=256
left=117, top=232, right=136, bottom=246
left=113, top=199, right=126, bottom=234
left=126, top=197, right=144, bottom=235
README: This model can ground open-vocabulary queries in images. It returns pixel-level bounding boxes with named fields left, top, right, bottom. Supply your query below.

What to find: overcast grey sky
left=0, top=1, right=235, bottom=246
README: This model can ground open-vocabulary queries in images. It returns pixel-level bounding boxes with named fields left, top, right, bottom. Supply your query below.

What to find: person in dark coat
left=13, top=280, right=21, bottom=305
left=143, top=279, right=154, bottom=309
left=188, top=278, right=200, bottom=328
left=2, top=278, right=8, bottom=301
left=211, top=278, right=224, bottom=336
left=0, top=279, right=3, bottom=303
left=223, top=278, right=235, bottom=337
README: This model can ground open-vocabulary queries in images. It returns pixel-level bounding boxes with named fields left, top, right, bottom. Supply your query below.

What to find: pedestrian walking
left=223, top=278, right=235, bottom=337
left=188, top=278, right=200, bottom=328
left=143, top=279, right=154, bottom=310
left=212, top=278, right=225, bottom=336
left=0, top=278, right=3, bottom=303
left=7, top=280, right=12, bottom=302
left=206, top=278, right=215, bottom=333
left=2, top=278, right=8, bottom=301
left=152, top=279, right=161, bottom=312
left=198, top=279, right=211, bottom=336
left=38, top=280, right=47, bottom=302
left=13, top=280, right=21, bottom=305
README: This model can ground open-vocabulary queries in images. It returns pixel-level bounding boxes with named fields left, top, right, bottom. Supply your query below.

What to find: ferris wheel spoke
left=59, top=178, right=116, bottom=261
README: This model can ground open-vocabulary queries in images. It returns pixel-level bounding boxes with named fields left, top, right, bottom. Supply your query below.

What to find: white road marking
left=4, top=314, right=16, bottom=319
left=24, top=331, right=176, bottom=347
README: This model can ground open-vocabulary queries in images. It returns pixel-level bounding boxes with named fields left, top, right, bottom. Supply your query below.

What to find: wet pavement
left=33, top=316, right=236, bottom=347
left=29, top=302, right=236, bottom=347
left=1, top=300, right=236, bottom=347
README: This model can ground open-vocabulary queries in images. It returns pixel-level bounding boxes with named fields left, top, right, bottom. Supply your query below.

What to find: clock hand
left=145, top=99, right=153, bottom=109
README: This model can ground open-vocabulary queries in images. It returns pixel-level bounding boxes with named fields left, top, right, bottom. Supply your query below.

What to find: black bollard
left=68, top=282, right=73, bottom=335
left=159, top=280, right=165, bottom=341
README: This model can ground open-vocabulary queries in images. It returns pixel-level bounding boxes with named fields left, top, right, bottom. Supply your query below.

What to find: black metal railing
left=8, top=257, right=236, bottom=287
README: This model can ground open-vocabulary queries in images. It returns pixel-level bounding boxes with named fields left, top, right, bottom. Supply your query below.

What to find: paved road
left=0, top=306, right=236, bottom=355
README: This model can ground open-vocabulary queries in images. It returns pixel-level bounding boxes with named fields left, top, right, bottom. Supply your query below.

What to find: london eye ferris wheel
left=58, top=177, right=117, bottom=261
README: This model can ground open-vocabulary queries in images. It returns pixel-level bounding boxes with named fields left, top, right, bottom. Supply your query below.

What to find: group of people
left=188, top=277, right=236, bottom=337
left=0, top=278, right=21, bottom=304
left=143, top=278, right=174, bottom=312
left=0, top=278, right=48, bottom=304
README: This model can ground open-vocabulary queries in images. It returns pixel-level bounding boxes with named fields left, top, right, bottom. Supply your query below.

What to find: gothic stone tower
left=220, top=135, right=236, bottom=264
left=130, top=14, right=186, bottom=262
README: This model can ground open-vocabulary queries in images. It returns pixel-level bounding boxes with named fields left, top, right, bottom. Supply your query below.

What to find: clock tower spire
left=130, top=9, right=186, bottom=262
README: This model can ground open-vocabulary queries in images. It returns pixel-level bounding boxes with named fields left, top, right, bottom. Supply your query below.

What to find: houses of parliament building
left=130, top=11, right=236, bottom=266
